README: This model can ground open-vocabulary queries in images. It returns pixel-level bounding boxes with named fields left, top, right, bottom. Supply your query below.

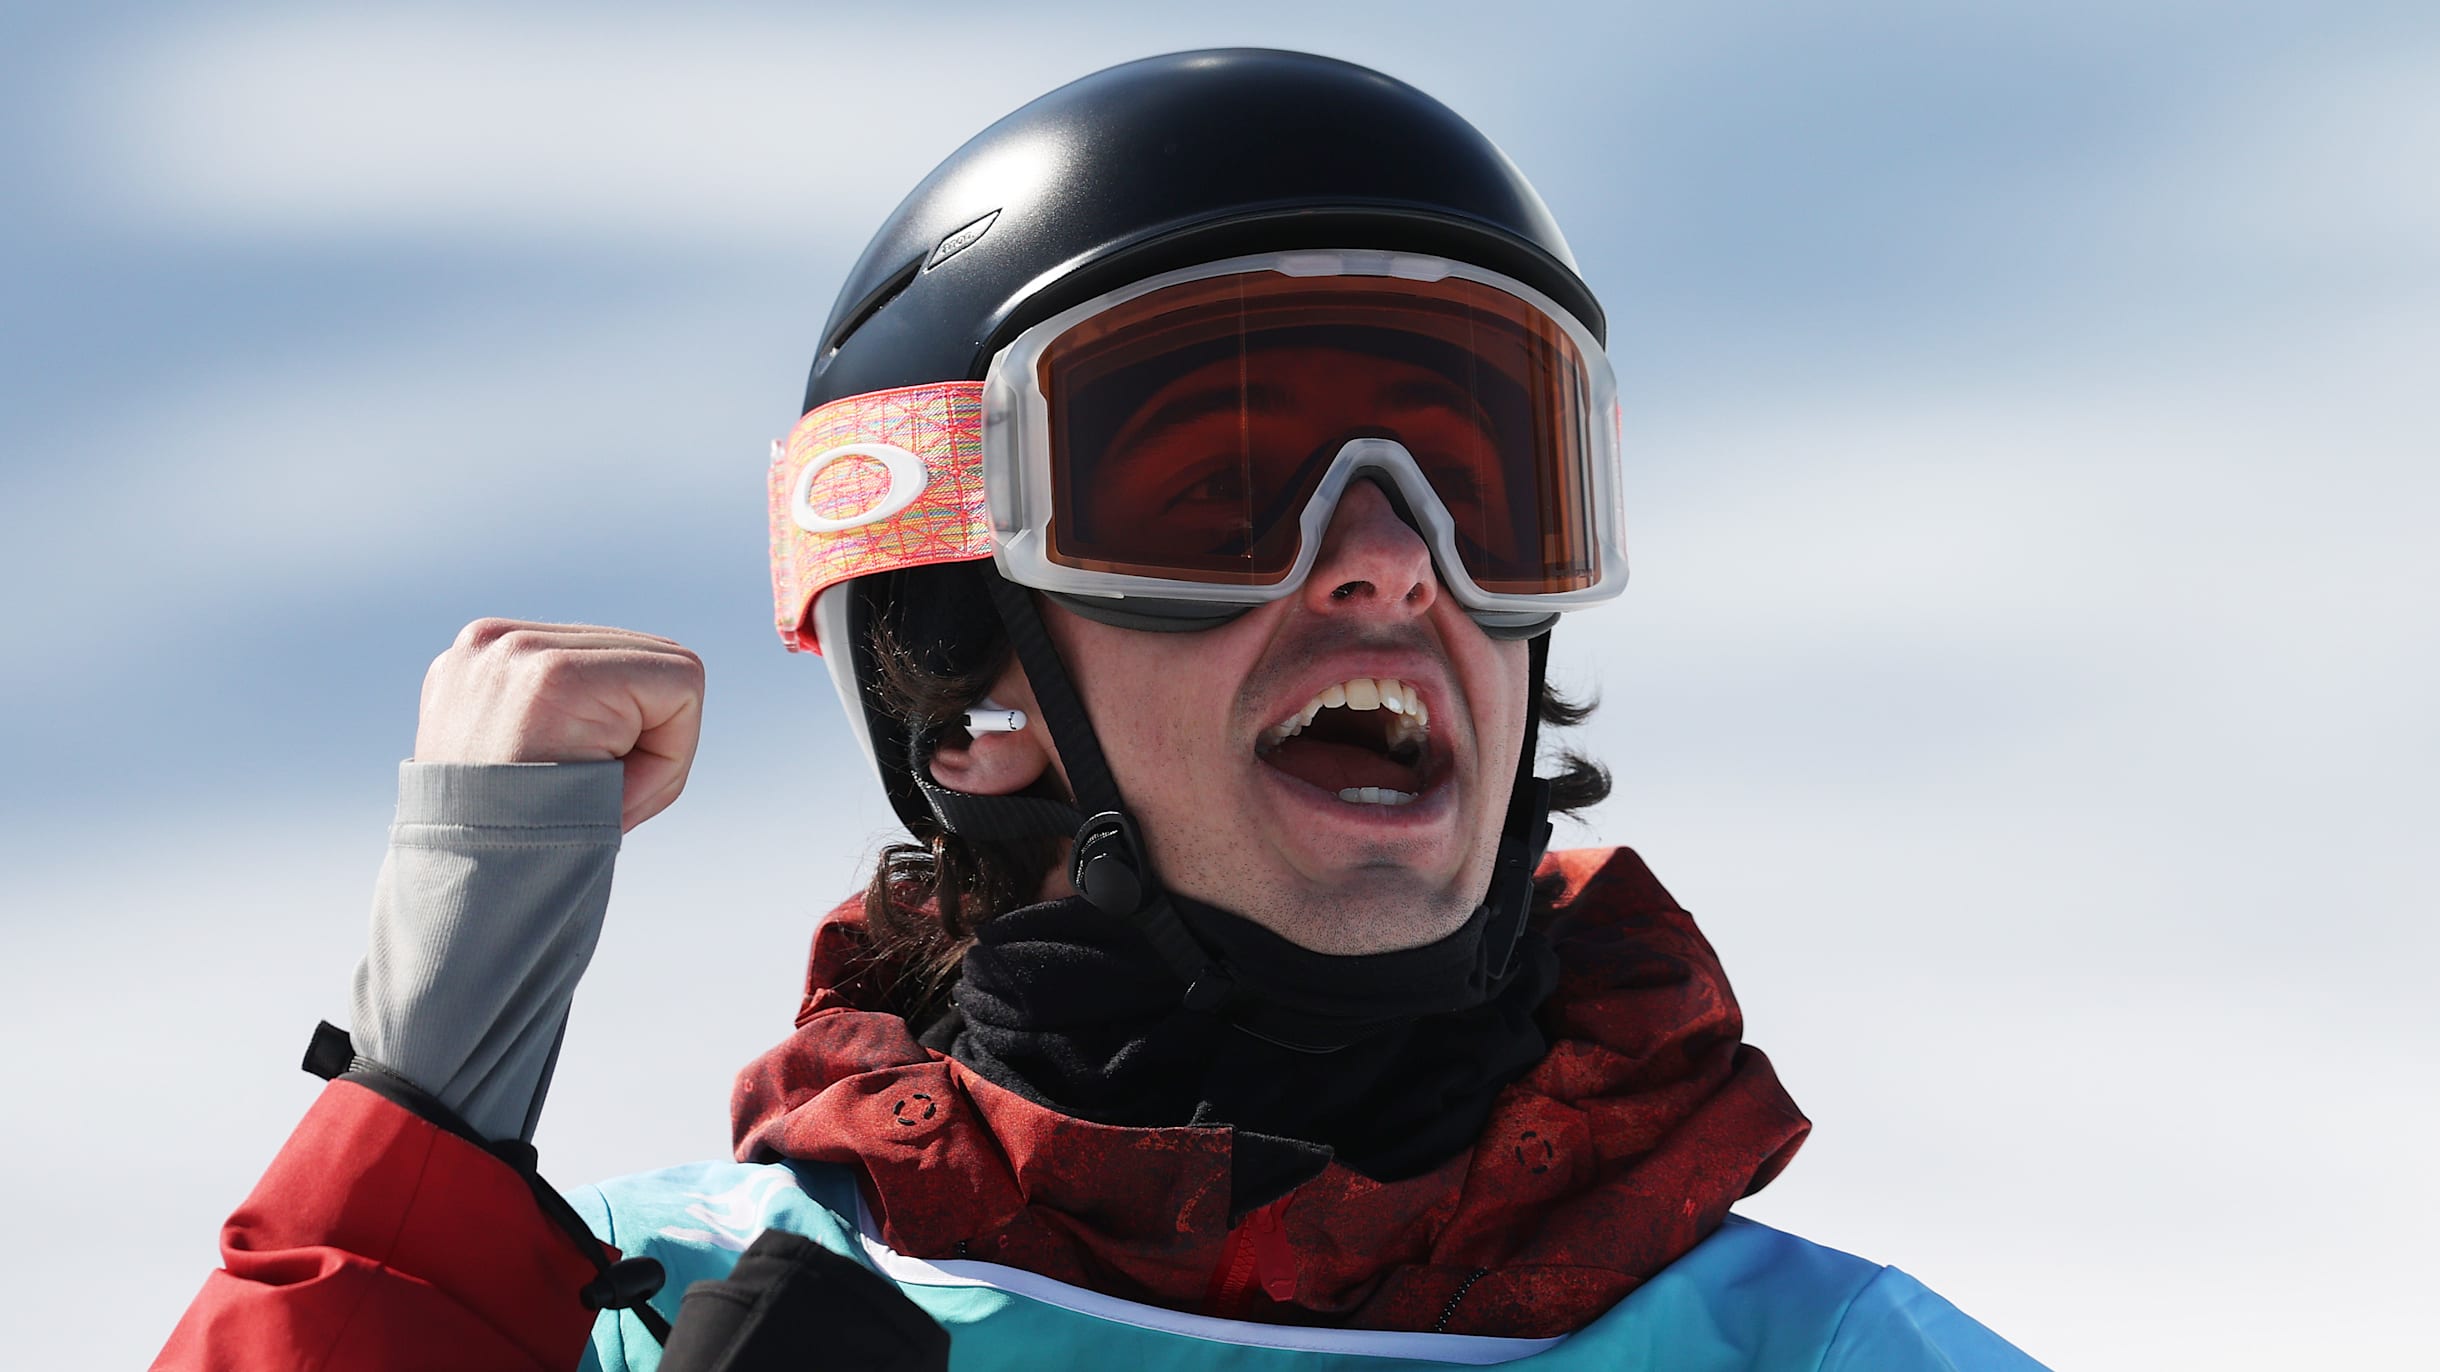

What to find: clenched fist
left=415, top=619, right=707, bottom=832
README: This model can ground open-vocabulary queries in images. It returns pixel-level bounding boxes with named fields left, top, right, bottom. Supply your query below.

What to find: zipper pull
left=1250, top=1200, right=1296, bottom=1302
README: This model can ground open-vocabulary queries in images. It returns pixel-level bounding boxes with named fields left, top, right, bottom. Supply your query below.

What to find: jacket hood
left=729, top=847, right=1808, bottom=1338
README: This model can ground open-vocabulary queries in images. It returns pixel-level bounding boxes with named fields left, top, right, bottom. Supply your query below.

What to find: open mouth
left=1253, top=676, right=1442, bottom=805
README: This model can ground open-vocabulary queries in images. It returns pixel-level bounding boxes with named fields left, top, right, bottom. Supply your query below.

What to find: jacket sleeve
left=351, top=759, right=626, bottom=1143
left=154, top=1077, right=616, bottom=1371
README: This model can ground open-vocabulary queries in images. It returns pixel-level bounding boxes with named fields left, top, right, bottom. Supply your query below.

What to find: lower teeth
left=1336, top=786, right=1417, bottom=806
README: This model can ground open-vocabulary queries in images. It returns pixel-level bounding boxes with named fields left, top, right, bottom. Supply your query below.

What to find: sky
left=2, top=2, right=2435, bottom=1366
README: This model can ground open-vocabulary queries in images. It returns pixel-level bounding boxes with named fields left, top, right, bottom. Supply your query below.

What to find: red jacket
left=159, top=848, right=1805, bottom=1366
left=157, top=1077, right=611, bottom=1369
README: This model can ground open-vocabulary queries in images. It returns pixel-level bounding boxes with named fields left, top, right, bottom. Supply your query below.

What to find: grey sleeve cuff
left=349, top=760, right=624, bottom=1142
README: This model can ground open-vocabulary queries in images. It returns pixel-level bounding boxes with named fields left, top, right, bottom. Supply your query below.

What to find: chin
left=1269, top=868, right=1482, bottom=956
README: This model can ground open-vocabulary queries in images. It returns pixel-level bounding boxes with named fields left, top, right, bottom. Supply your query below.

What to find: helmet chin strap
left=909, top=573, right=1553, bottom=1052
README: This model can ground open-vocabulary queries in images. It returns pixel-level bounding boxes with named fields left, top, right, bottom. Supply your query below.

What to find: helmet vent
left=824, top=256, right=923, bottom=357
left=926, top=209, right=1001, bottom=271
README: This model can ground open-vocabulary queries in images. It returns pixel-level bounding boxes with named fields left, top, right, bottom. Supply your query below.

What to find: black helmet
left=788, top=48, right=1599, bottom=1048
left=809, top=49, right=1600, bottom=414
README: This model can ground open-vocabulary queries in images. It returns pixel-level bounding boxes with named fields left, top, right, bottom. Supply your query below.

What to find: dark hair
left=859, top=618, right=1611, bottom=1022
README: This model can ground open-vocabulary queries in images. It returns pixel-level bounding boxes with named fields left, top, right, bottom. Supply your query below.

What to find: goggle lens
left=1035, top=272, right=1603, bottom=596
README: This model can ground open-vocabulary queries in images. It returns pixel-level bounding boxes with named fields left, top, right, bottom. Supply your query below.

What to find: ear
left=925, top=656, right=1059, bottom=797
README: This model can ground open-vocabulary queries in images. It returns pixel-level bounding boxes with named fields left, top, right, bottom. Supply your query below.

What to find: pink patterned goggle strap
left=768, top=381, right=992, bottom=655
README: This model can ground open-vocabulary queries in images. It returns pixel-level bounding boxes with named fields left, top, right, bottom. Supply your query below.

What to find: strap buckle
left=1070, top=809, right=1147, bottom=915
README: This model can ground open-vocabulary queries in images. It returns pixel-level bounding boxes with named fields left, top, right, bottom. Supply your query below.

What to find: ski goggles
left=770, top=249, right=1625, bottom=654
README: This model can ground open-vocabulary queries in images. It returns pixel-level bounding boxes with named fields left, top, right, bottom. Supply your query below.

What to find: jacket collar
left=731, top=847, right=1809, bottom=1338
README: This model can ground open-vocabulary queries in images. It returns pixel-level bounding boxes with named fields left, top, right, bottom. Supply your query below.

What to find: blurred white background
left=2, top=2, right=2434, bottom=1367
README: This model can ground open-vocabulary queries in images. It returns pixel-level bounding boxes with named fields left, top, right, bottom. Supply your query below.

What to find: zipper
left=1204, top=1197, right=1298, bottom=1316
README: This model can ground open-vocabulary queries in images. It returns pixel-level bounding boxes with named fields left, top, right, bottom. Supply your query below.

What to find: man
left=161, top=50, right=2045, bottom=1369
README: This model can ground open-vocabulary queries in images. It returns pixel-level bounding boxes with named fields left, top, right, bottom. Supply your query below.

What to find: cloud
left=2167, top=43, right=2440, bottom=266
left=0, top=287, right=790, bottom=692
left=67, top=10, right=1174, bottom=249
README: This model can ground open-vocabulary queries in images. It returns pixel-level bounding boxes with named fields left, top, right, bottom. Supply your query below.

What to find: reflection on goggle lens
left=1039, top=274, right=1600, bottom=595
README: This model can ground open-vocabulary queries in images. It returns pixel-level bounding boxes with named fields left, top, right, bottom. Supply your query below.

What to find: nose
left=1300, top=477, right=1438, bottom=620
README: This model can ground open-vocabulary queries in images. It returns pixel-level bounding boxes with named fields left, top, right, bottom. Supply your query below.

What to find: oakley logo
left=790, top=442, right=929, bottom=534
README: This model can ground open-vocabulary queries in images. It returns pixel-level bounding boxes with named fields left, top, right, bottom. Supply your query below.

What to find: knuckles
left=429, top=619, right=705, bottom=703
left=451, top=616, right=520, bottom=653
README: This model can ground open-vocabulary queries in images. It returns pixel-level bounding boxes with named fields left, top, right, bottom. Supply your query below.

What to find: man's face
left=1037, top=344, right=1533, bottom=955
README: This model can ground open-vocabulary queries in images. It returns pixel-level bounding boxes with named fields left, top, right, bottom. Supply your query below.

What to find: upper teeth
left=1258, top=677, right=1430, bottom=750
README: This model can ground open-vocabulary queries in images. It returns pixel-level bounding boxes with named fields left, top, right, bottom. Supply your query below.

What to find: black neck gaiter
left=938, top=895, right=1557, bottom=1212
